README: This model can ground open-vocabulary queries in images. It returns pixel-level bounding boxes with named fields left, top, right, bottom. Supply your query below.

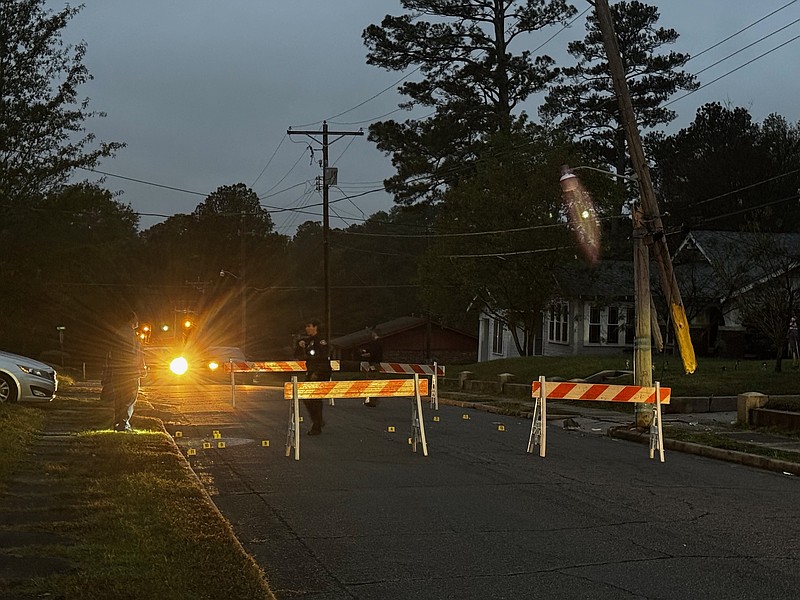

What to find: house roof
left=553, top=260, right=635, bottom=299
left=674, top=230, right=800, bottom=300
left=331, top=316, right=476, bottom=350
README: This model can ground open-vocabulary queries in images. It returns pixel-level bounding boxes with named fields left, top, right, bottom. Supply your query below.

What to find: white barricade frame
left=359, top=361, right=444, bottom=410
left=283, top=375, right=430, bottom=461
left=527, top=376, right=670, bottom=462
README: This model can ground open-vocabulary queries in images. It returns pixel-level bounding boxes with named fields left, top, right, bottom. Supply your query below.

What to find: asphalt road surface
left=145, top=383, right=800, bottom=600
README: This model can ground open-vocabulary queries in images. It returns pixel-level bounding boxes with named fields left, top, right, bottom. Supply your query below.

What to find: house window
left=585, top=303, right=634, bottom=346
left=491, top=319, right=504, bottom=354
left=548, top=302, right=569, bottom=344
left=624, top=307, right=635, bottom=345
left=608, top=306, right=620, bottom=344
left=588, top=306, right=602, bottom=344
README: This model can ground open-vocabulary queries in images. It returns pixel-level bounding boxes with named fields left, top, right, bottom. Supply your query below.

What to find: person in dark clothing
left=358, top=330, right=382, bottom=407
left=108, top=311, right=146, bottom=432
left=294, top=319, right=332, bottom=435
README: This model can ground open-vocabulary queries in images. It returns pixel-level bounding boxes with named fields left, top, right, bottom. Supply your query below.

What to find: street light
left=220, top=269, right=247, bottom=354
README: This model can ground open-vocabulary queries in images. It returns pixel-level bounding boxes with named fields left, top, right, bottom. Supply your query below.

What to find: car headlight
left=169, top=357, right=189, bottom=375
left=18, top=364, right=50, bottom=379
left=208, top=360, right=219, bottom=371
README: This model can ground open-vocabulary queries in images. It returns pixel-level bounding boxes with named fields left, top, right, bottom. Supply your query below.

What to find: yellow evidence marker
left=261, top=440, right=270, bottom=447
left=202, top=442, right=212, bottom=449
left=212, top=430, right=221, bottom=439
left=433, top=416, right=440, bottom=422
left=497, top=424, right=505, bottom=431
left=462, top=414, right=470, bottom=420
left=187, top=448, right=196, bottom=456
left=217, top=441, right=226, bottom=449
left=174, top=431, right=183, bottom=438
left=387, top=426, right=396, bottom=432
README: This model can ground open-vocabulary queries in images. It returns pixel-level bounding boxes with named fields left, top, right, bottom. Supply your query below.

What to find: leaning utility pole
left=287, top=121, right=363, bottom=337
left=593, top=0, right=696, bottom=426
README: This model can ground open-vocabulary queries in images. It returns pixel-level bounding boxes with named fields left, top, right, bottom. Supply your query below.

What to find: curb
left=143, top=413, right=279, bottom=600
left=607, top=426, right=800, bottom=475
left=439, top=395, right=799, bottom=476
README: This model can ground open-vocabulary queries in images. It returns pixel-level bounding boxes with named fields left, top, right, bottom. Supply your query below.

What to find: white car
left=0, top=350, right=58, bottom=403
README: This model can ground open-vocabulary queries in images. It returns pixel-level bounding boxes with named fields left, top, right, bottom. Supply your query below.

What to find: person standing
left=109, top=311, right=146, bottom=432
left=294, top=319, right=332, bottom=435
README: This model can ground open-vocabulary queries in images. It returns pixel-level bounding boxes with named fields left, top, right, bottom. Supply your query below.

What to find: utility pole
left=287, top=121, right=363, bottom=337
left=593, top=0, right=696, bottom=426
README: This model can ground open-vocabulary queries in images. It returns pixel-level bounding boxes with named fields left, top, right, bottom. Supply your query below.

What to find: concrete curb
left=142, top=412, right=279, bottom=600
left=608, top=426, right=800, bottom=476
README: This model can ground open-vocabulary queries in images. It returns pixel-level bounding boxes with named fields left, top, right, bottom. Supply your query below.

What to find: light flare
left=560, top=166, right=601, bottom=264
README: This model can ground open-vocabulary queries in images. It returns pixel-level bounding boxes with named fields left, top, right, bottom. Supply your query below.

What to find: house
left=331, top=316, right=478, bottom=365
left=477, top=230, right=800, bottom=362
left=478, top=260, right=637, bottom=361
left=672, top=230, right=800, bottom=357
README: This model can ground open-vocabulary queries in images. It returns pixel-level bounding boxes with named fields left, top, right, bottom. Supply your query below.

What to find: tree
left=711, top=230, right=800, bottom=372
left=649, top=103, right=800, bottom=231
left=0, top=183, right=140, bottom=359
left=363, top=0, right=576, bottom=205
left=540, top=0, right=697, bottom=226
left=419, top=130, right=576, bottom=356
left=0, top=0, right=123, bottom=204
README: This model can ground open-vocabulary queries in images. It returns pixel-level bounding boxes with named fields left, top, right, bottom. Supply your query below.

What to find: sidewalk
left=438, top=393, right=800, bottom=476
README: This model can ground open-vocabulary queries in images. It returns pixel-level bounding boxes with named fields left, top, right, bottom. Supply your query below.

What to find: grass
left=0, top=391, right=274, bottom=600
left=0, top=403, right=44, bottom=489
left=661, top=424, right=800, bottom=464
left=455, top=355, right=800, bottom=397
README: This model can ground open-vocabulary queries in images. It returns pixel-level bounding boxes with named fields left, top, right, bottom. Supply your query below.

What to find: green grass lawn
left=0, top=393, right=275, bottom=600
left=453, top=355, right=800, bottom=398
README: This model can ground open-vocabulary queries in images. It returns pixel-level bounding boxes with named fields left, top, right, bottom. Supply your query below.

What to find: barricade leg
left=430, top=363, right=439, bottom=410
left=285, top=397, right=295, bottom=457
left=285, top=376, right=301, bottom=460
left=527, top=398, right=541, bottom=454
left=649, top=382, right=665, bottom=462
left=415, top=374, right=428, bottom=456
left=527, top=376, right=547, bottom=457
left=229, top=359, right=236, bottom=408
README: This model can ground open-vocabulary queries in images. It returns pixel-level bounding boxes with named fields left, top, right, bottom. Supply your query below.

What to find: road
left=144, top=383, right=800, bottom=600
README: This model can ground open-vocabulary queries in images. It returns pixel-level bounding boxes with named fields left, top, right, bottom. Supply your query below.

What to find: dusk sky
left=49, top=1, right=800, bottom=233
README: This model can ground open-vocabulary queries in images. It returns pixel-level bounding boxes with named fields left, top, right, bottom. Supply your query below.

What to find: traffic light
left=139, top=323, right=152, bottom=343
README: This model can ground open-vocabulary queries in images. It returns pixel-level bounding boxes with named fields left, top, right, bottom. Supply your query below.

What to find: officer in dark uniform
left=294, top=319, right=332, bottom=435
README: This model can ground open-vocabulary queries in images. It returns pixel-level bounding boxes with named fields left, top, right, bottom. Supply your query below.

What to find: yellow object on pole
left=670, top=303, right=697, bottom=374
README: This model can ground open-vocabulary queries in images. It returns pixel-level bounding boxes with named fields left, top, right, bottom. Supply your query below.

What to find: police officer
left=294, top=319, right=332, bottom=435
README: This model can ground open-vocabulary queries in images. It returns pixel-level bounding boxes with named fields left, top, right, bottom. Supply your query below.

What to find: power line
left=686, top=0, right=799, bottom=64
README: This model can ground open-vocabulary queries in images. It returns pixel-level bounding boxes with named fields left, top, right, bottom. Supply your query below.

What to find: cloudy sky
left=51, top=0, right=800, bottom=233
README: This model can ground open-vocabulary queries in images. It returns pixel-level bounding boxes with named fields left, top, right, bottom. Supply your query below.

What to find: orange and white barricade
left=360, top=361, right=444, bottom=409
left=224, top=360, right=341, bottom=406
left=528, top=376, right=670, bottom=462
left=284, top=375, right=430, bottom=461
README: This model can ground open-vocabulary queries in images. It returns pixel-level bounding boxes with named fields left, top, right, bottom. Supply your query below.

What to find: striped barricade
left=224, top=360, right=341, bottom=407
left=224, top=360, right=342, bottom=373
left=284, top=376, right=430, bottom=461
left=360, top=361, right=444, bottom=410
left=528, top=376, right=670, bottom=462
